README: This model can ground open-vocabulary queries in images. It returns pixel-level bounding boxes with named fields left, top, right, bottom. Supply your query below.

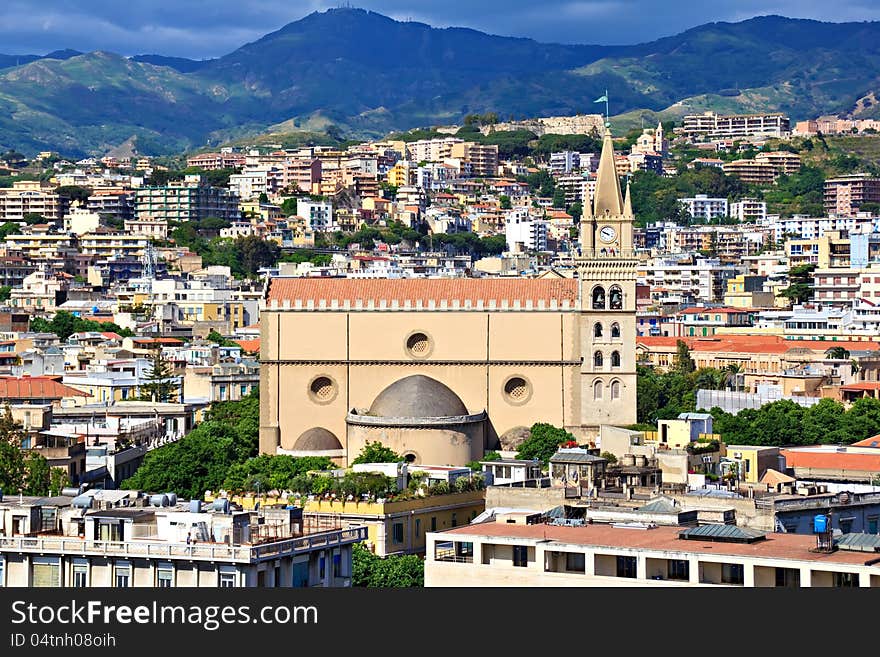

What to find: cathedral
left=258, top=128, right=638, bottom=466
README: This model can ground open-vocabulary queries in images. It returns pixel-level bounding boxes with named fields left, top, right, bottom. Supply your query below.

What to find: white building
left=505, top=210, right=548, bottom=253
left=297, top=198, right=334, bottom=232
left=729, top=199, right=767, bottom=223
left=679, top=195, right=728, bottom=222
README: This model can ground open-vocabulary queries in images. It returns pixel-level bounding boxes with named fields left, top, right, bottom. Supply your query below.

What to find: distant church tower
left=575, top=127, right=638, bottom=436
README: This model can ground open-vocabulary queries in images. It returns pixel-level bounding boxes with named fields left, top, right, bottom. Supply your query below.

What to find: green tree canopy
left=516, top=423, right=576, bottom=464
left=351, top=543, right=424, bottom=587
left=350, top=442, right=403, bottom=465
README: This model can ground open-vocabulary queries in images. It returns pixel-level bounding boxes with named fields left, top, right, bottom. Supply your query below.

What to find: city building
left=824, top=175, right=880, bottom=216
left=0, top=181, right=69, bottom=222
left=0, top=493, right=365, bottom=587
left=259, top=128, right=639, bottom=463
left=679, top=195, right=728, bottom=222
left=729, top=199, right=767, bottom=223
left=681, top=112, right=791, bottom=140
left=135, top=175, right=240, bottom=222
left=425, top=518, right=880, bottom=587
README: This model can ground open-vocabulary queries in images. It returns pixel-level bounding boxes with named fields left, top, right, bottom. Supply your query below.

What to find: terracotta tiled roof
left=233, top=339, right=260, bottom=354
left=674, top=307, right=751, bottom=316
left=637, top=335, right=880, bottom=356
left=850, top=436, right=880, bottom=448
left=0, top=376, right=89, bottom=399
left=266, top=278, right=580, bottom=308
left=840, top=382, right=880, bottom=392
left=781, top=449, right=880, bottom=474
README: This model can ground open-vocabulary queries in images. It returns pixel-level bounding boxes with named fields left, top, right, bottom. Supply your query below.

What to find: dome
left=293, top=427, right=343, bottom=451
left=368, top=375, right=468, bottom=418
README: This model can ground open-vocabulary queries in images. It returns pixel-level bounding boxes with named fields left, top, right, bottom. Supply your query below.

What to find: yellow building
left=259, top=128, right=639, bottom=466
left=722, top=445, right=781, bottom=484
left=386, top=161, right=412, bottom=187
left=207, top=490, right=485, bottom=557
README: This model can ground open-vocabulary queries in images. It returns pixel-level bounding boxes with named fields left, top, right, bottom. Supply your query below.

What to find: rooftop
left=266, top=278, right=580, bottom=308
left=439, top=522, right=878, bottom=565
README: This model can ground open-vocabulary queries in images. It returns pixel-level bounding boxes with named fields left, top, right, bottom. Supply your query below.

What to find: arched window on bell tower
left=611, top=322, right=620, bottom=338
left=594, top=351, right=604, bottom=368
left=594, top=322, right=603, bottom=338
left=593, top=380, right=603, bottom=400
left=609, top=286, right=623, bottom=310
left=592, top=286, right=605, bottom=310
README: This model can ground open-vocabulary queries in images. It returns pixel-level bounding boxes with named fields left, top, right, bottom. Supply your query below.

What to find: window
left=840, top=518, right=854, bottom=534
left=566, top=553, right=585, bottom=573
left=157, top=565, right=173, bottom=588
left=319, top=556, right=326, bottom=580
left=668, top=560, right=689, bottom=581
left=513, top=545, right=528, bottom=567
left=114, top=563, right=131, bottom=588
left=592, top=286, right=605, bottom=310
left=415, top=519, right=421, bottom=537
left=868, top=516, right=878, bottom=535
left=616, top=556, right=637, bottom=578
left=611, top=323, right=620, bottom=338
left=611, top=380, right=621, bottom=400
left=392, top=522, right=404, bottom=544
left=72, top=564, right=87, bottom=588
left=609, top=286, right=623, bottom=310
left=594, top=351, right=604, bottom=367
left=430, top=517, right=437, bottom=532
left=594, top=323, right=603, bottom=338
left=219, top=572, right=236, bottom=588
left=834, top=572, right=859, bottom=588
left=721, top=563, right=744, bottom=585
left=333, top=553, right=342, bottom=578
left=611, top=351, right=621, bottom=368
left=775, top=568, right=800, bottom=588
left=32, top=557, right=61, bottom=587
left=451, top=513, right=457, bottom=528
left=593, top=380, right=603, bottom=401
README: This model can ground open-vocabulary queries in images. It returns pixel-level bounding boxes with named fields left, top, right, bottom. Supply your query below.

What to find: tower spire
left=623, top=180, right=633, bottom=217
left=593, top=127, right=624, bottom=217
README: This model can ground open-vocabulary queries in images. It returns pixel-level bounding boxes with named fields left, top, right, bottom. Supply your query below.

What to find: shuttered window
left=32, top=558, right=61, bottom=587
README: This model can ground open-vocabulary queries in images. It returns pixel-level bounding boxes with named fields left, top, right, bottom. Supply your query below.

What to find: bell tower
left=573, top=126, right=638, bottom=439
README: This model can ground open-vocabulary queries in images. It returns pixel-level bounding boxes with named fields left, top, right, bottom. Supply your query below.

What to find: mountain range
left=1, top=8, right=879, bottom=157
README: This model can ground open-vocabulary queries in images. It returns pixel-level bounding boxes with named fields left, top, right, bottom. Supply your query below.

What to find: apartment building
left=0, top=494, right=365, bottom=588
left=87, top=189, right=135, bottom=220
left=505, top=211, right=548, bottom=252
left=824, top=175, right=880, bottom=216
left=135, top=175, right=240, bottom=222
left=297, top=198, right=334, bottom=232
left=812, top=267, right=860, bottom=307
left=185, top=152, right=247, bottom=170
left=756, top=151, right=801, bottom=176
left=0, top=181, right=69, bottom=221
left=722, top=159, right=777, bottom=185
left=681, top=112, right=791, bottom=140
left=679, top=195, right=728, bottom=222
left=450, top=142, right=499, bottom=178
left=425, top=518, right=880, bottom=587
left=228, top=167, right=273, bottom=201
left=78, top=232, right=150, bottom=260
left=406, top=137, right=464, bottom=163
left=642, top=258, right=739, bottom=304
left=729, top=199, right=767, bottom=222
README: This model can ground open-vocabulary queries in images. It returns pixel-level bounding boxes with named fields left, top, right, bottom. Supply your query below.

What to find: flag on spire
left=593, top=95, right=608, bottom=103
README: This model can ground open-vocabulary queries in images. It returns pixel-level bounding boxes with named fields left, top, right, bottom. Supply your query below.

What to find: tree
left=23, top=452, right=50, bottom=496
left=0, top=222, right=19, bottom=240
left=498, top=195, right=512, bottom=210
left=56, top=185, right=93, bottom=205
left=673, top=340, right=696, bottom=375
left=235, top=235, right=281, bottom=278
left=0, top=286, right=10, bottom=302
left=350, top=442, right=402, bottom=465
left=0, top=406, right=26, bottom=493
left=779, top=263, right=816, bottom=305
left=280, top=198, right=298, bottom=216
left=826, top=347, right=850, bottom=360
left=138, top=350, right=179, bottom=403
left=516, top=423, right=575, bottom=464
left=351, top=543, right=423, bottom=587
left=49, top=467, right=70, bottom=496
left=206, top=330, right=238, bottom=348
left=600, top=451, right=618, bottom=464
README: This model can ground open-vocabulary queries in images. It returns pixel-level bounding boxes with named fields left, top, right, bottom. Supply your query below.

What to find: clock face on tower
left=599, top=225, right=617, bottom=243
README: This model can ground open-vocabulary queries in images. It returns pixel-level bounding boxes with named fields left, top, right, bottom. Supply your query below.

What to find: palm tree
left=723, top=364, right=743, bottom=391
left=826, top=346, right=850, bottom=360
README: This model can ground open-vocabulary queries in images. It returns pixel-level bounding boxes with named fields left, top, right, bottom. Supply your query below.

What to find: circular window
left=403, top=452, right=417, bottom=463
left=308, top=376, right=338, bottom=404
left=503, top=376, right=532, bottom=405
left=405, top=331, right=433, bottom=358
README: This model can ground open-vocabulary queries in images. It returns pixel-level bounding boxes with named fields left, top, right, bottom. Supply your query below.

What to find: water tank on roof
left=813, top=514, right=828, bottom=534
left=622, top=454, right=636, bottom=467
left=72, top=495, right=93, bottom=509
left=212, top=498, right=230, bottom=514
left=634, top=455, right=648, bottom=468
left=189, top=500, right=201, bottom=514
left=61, top=487, right=81, bottom=497
left=165, top=493, right=178, bottom=506
left=150, top=494, right=169, bottom=507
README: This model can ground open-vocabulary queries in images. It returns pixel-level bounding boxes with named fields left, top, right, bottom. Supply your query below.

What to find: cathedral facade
left=258, top=129, right=637, bottom=466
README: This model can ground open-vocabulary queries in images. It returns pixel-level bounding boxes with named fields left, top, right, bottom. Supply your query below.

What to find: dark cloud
left=0, top=1, right=878, bottom=58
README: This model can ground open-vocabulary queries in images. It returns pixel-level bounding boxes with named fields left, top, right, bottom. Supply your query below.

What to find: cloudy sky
left=1, top=1, right=879, bottom=58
